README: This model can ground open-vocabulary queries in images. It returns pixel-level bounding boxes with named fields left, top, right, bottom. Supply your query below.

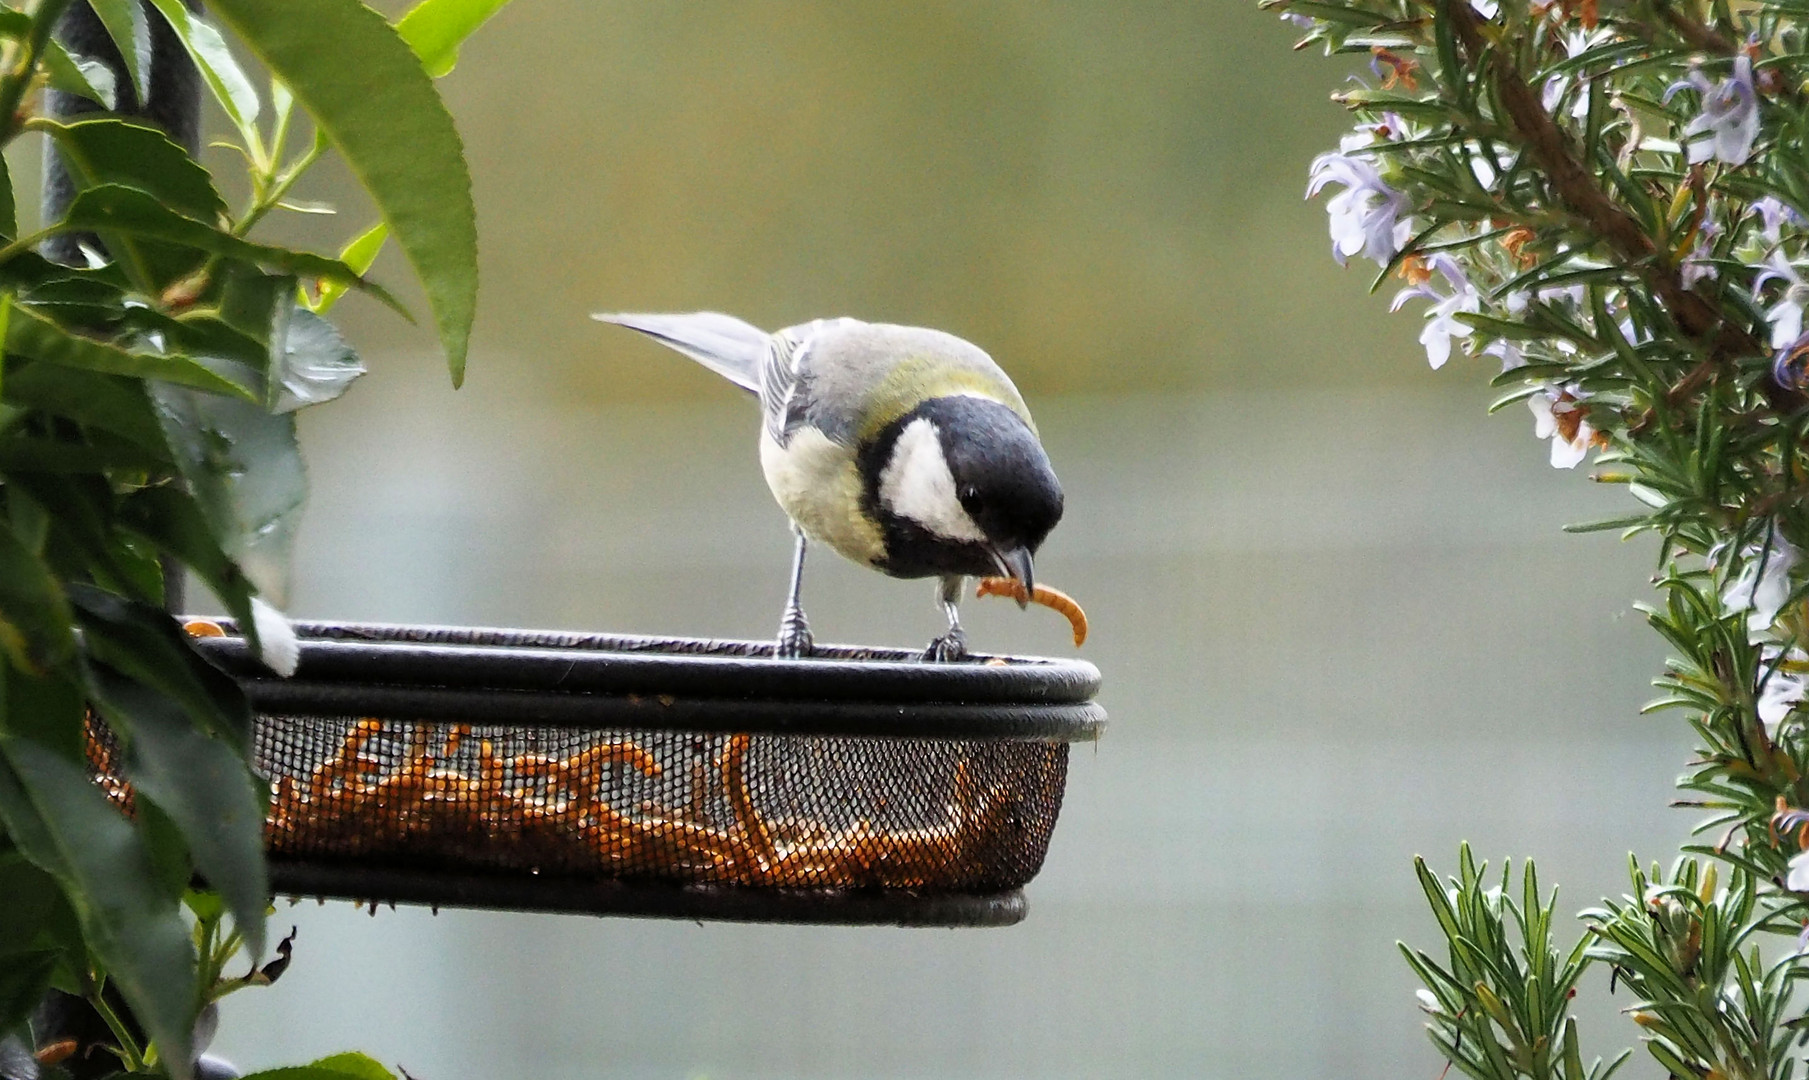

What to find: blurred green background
left=33, top=1, right=1706, bottom=1075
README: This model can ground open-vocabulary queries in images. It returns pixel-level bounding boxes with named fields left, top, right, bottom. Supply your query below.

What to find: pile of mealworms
left=261, top=720, right=1023, bottom=889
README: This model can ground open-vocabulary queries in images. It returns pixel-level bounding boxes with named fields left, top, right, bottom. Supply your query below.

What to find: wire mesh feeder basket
left=127, top=621, right=1104, bottom=927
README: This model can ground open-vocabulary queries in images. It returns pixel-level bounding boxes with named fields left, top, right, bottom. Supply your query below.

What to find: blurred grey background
left=42, top=1, right=1702, bottom=1075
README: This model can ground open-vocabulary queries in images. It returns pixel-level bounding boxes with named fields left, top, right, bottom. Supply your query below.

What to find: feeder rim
left=190, top=619, right=1106, bottom=740
left=270, top=860, right=1028, bottom=927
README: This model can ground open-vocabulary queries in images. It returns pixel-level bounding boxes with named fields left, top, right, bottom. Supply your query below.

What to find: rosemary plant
left=1274, top=0, right=1809, bottom=1076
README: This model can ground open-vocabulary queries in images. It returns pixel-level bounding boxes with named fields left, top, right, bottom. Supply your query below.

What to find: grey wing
left=760, top=320, right=849, bottom=446
left=758, top=329, right=803, bottom=446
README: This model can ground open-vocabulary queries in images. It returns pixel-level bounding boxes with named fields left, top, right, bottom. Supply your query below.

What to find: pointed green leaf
left=66, top=585, right=251, bottom=749
left=0, top=153, right=14, bottom=242
left=41, top=39, right=117, bottom=110
left=55, top=185, right=407, bottom=316
left=6, top=301, right=257, bottom=399
left=395, top=0, right=513, bottom=77
left=204, top=0, right=476, bottom=384
left=83, top=0, right=151, bottom=104
left=0, top=520, right=75, bottom=674
left=117, top=486, right=258, bottom=633
left=0, top=737, right=196, bottom=1080
left=143, top=0, right=259, bottom=136
left=1, top=361, right=171, bottom=453
left=0, top=950, right=56, bottom=1035
left=87, top=664, right=267, bottom=961
left=148, top=384, right=304, bottom=607
left=272, top=307, right=363, bottom=412
left=240, top=1052, right=397, bottom=1080
left=41, top=118, right=227, bottom=222
left=309, top=221, right=385, bottom=315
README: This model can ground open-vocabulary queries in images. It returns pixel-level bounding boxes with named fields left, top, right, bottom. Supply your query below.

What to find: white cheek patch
left=878, top=418, right=987, bottom=543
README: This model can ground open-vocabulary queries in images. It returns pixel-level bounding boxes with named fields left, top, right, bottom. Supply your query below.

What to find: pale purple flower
left=1307, top=151, right=1413, bottom=268
left=1391, top=255, right=1479, bottom=368
left=1471, top=0, right=1498, bottom=17
left=1681, top=209, right=1722, bottom=287
left=1668, top=55, right=1760, bottom=166
left=1281, top=12, right=1312, bottom=28
left=1528, top=384, right=1598, bottom=469
left=1754, top=196, right=1803, bottom=243
left=1722, top=527, right=1800, bottom=639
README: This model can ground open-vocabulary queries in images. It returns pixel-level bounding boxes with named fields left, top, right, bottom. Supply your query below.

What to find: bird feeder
left=51, top=17, right=1103, bottom=930
left=139, top=620, right=1104, bottom=926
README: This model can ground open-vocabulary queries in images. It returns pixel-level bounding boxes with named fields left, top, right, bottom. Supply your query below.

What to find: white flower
left=1470, top=0, right=1498, bottom=16
left=1722, top=528, right=1800, bottom=639
left=1484, top=338, right=1525, bottom=372
left=1757, top=251, right=1809, bottom=349
left=250, top=597, right=300, bottom=677
left=1307, top=150, right=1413, bottom=268
left=1758, top=646, right=1809, bottom=735
left=1527, top=385, right=1599, bottom=469
left=1391, top=255, right=1480, bottom=369
left=1415, top=989, right=1441, bottom=1013
left=1668, top=55, right=1760, bottom=166
left=1789, top=850, right=1809, bottom=892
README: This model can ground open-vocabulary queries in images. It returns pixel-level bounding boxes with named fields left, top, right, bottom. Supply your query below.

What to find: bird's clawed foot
left=775, top=605, right=815, bottom=659
left=922, top=627, right=968, bottom=663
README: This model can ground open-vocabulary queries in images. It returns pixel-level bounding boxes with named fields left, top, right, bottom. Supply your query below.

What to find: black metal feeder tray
left=168, top=621, right=1104, bottom=927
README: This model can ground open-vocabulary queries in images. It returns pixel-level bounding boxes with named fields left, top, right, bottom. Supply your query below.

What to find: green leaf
left=0, top=737, right=196, bottom=1080
left=0, top=850, right=62, bottom=956
left=6, top=301, right=257, bottom=400
left=205, top=0, right=477, bottom=384
left=40, top=118, right=227, bottom=222
left=55, top=185, right=407, bottom=315
left=0, top=666, right=86, bottom=768
left=0, top=949, right=56, bottom=1035
left=148, top=384, right=304, bottom=606
left=0, top=151, right=13, bottom=243
left=86, top=664, right=267, bottom=961
left=0, top=519, right=75, bottom=674
left=1, top=361, right=171, bottom=454
left=309, top=221, right=386, bottom=316
left=143, top=0, right=259, bottom=137
left=272, top=307, right=363, bottom=411
left=41, top=39, right=118, bottom=110
left=395, top=0, right=513, bottom=77
left=239, top=1052, right=398, bottom=1080
left=66, top=585, right=251, bottom=749
left=117, top=486, right=258, bottom=633
left=84, top=0, right=151, bottom=105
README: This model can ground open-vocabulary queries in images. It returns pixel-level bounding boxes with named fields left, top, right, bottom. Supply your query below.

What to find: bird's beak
left=989, top=546, right=1035, bottom=609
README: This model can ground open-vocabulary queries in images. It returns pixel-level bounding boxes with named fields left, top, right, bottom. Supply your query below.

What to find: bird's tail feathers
left=591, top=311, right=768, bottom=393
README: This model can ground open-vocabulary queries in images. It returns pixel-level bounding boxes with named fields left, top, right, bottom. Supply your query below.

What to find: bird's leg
left=774, top=527, right=814, bottom=659
left=923, top=575, right=968, bottom=662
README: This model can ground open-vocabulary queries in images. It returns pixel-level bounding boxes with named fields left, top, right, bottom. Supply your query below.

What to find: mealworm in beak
left=974, top=578, right=1088, bottom=647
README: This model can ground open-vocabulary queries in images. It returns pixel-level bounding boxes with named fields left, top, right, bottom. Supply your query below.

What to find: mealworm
left=974, top=577, right=1089, bottom=646
left=722, top=734, right=776, bottom=871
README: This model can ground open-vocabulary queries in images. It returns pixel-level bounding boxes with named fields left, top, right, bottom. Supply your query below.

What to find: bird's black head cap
left=859, top=395, right=1064, bottom=580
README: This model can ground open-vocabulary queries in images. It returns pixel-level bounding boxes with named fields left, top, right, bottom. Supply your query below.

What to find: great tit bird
left=591, top=312, right=1064, bottom=661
